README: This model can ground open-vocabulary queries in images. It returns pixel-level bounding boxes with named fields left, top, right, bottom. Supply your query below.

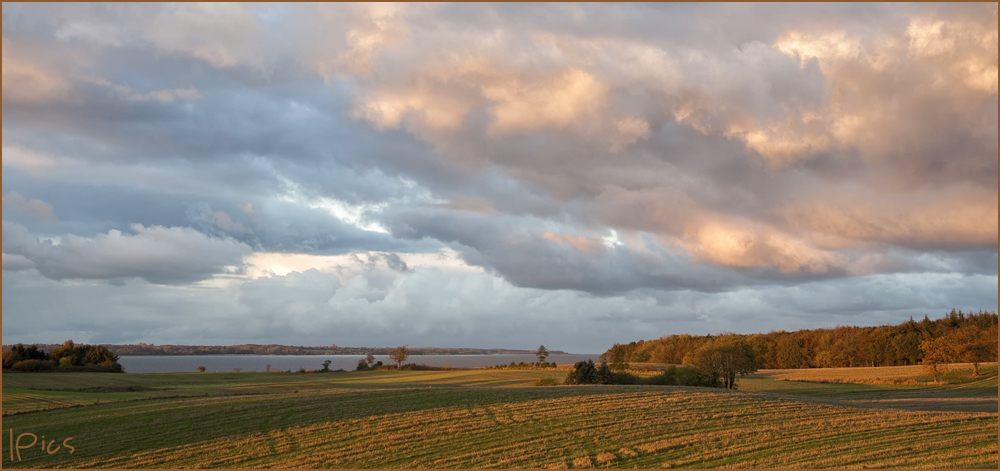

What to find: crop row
left=39, top=389, right=997, bottom=469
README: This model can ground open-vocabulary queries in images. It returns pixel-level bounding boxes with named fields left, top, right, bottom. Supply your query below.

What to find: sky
left=2, top=3, right=997, bottom=353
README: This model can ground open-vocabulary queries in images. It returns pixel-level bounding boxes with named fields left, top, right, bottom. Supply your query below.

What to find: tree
left=919, top=337, right=952, bottom=382
left=2, top=347, right=24, bottom=369
left=50, top=340, right=82, bottom=366
left=595, top=361, right=614, bottom=384
left=949, top=326, right=996, bottom=376
left=320, top=360, right=332, bottom=372
left=683, top=334, right=758, bottom=389
left=535, top=345, right=550, bottom=363
left=265, top=364, right=271, bottom=373
left=564, top=360, right=598, bottom=385
left=196, top=366, right=207, bottom=373
left=389, top=345, right=409, bottom=368
left=365, top=353, right=376, bottom=366
left=83, top=345, right=119, bottom=366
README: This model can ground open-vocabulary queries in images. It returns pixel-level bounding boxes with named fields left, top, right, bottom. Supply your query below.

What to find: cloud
left=1, top=38, right=73, bottom=104
left=85, top=78, right=201, bottom=103
left=0, top=2, right=995, bottom=351
left=2, top=191, right=57, bottom=221
left=1, top=222, right=251, bottom=284
left=3, top=264, right=995, bottom=352
left=50, top=3, right=263, bottom=69
left=678, top=218, right=842, bottom=275
left=2, top=252, right=36, bottom=271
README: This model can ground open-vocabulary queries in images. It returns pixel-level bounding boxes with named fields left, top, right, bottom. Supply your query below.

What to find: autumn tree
left=919, top=336, right=953, bottom=382
left=49, top=340, right=83, bottom=365
left=389, top=345, right=409, bottom=368
left=950, top=326, right=997, bottom=376
left=365, top=353, right=376, bottom=366
left=683, top=334, right=758, bottom=389
left=82, top=345, right=119, bottom=366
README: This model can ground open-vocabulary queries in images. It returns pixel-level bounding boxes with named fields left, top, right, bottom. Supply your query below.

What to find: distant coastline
left=8, top=343, right=567, bottom=356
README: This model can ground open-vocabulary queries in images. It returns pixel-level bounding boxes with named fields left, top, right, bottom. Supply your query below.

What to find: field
left=1, top=364, right=996, bottom=468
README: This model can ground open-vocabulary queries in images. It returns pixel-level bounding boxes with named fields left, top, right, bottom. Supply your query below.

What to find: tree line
left=2, top=340, right=123, bottom=372
left=78, top=343, right=563, bottom=356
left=602, top=310, right=998, bottom=370
left=569, top=333, right=759, bottom=389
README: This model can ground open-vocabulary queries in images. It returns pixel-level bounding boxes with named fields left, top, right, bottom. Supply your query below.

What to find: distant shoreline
left=8, top=344, right=569, bottom=357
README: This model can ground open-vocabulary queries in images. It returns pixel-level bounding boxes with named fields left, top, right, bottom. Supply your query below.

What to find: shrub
left=596, top=362, right=614, bottom=384
left=644, top=365, right=718, bottom=387
left=534, top=377, right=559, bottom=386
left=611, top=371, right=641, bottom=384
left=196, top=366, right=206, bottom=373
left=356, top=359, right=371, bottom=371
left=12, top=360, right=56, bottom=372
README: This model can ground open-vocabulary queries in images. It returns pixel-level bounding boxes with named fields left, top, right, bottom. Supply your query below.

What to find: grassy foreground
left=1, top=365, right=996, bottom=468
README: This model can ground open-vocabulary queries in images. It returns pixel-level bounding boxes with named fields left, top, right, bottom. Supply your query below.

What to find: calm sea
left=118, top=353, right=601, bottom=373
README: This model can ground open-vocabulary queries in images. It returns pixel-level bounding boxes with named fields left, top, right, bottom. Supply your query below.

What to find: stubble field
left=2, top=365, right=997, bottom=468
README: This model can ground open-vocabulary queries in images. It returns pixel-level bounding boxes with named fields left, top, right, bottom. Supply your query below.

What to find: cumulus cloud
left=1, top=222, right=251, bottom=284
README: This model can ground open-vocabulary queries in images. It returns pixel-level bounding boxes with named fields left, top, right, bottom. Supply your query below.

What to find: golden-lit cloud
left=541, top=231, right=605, bottom=255
left=1, top=39, right=72, bottom=103
left=782, top=191, right=999, bottom=250
left=483, top=69, right=608, bottom=135
left=680, top=219, right=840, bottom=275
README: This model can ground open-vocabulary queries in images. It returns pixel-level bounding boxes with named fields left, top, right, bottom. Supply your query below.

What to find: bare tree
left=389, top=345, right=409, bottom=368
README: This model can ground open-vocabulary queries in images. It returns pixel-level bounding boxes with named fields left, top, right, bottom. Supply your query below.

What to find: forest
left=602, top=310, right=998, bottom=370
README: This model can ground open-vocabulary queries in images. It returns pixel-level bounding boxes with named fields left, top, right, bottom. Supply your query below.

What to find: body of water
left=118, top=353, right=601, bottom=373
